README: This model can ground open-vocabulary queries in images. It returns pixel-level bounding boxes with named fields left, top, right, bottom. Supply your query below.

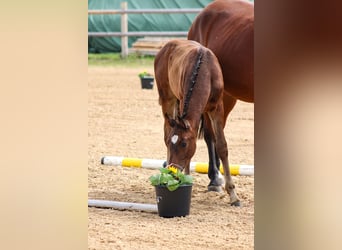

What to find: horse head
left=164, top=113, right=197, bottom=174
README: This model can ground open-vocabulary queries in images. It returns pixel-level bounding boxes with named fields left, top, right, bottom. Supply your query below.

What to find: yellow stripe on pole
left=121, top=158, right=142, bottom=168
left=194, top=163, right=240, bottom=175
left=229, top=165, right=240, bottom=175
left=194, top=162, right=209, bottom=173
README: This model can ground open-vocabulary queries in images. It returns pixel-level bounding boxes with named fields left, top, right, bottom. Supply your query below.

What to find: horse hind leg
left=203, top=113, right=224, bottom=192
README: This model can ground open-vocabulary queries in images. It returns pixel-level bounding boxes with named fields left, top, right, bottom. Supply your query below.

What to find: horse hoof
left=207, top=185, right=223, bottom=192
left=230, top=200, right=241, bottom=207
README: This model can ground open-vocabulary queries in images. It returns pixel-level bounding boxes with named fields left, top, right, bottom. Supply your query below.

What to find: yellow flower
left=167, top=165, right=178, bottom=174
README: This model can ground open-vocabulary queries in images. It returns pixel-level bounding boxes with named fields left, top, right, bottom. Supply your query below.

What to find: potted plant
left=138, top=71, right=154, bottom=89
left=149, top=165, right=193, bottom=218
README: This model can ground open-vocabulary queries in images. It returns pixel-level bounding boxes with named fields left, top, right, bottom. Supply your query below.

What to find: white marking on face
left=171, top=134, right=179, bottom=144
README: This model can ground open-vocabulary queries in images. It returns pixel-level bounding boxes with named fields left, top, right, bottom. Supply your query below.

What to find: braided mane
left=179, top=48, right=203, bottom=119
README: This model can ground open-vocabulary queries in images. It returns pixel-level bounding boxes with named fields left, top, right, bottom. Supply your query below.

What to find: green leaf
left=167, top=183, right=180, bottom=191
left=166, top=179, right=179, bottom=191
left=181, top=175, right=193, bottom=185
left=167, top=179, right=179, bottom=186
left=159, top=173, right=173, bottom=184
left=149, top=174, right=160, bottom=186
left=159, top=167, right=171, bottom=174
left=178, top=174, right=185, bottom=183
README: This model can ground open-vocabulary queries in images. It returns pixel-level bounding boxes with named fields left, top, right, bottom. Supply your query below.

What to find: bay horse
left=154, top=39, right=240, bottom=206
left=187, top=0, right=254, bottom=203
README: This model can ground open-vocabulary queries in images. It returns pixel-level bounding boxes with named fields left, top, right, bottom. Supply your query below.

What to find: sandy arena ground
left=88, top=65, right=254, bottom=249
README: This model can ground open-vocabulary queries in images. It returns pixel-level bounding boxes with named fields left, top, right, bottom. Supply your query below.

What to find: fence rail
left=88, top=8, right=202, bottom=15
left=88, top=31, right=188, bottom=37
left=88, top=2, right=202, bottom=57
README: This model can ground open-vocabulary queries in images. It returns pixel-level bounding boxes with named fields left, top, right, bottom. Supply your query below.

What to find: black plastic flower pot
left=140, top=77, right=154, bottom=89
left=155, top=184, right=192, bottom=218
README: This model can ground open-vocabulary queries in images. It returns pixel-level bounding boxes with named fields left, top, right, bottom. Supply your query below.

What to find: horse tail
left=198, top=115, right=204, bottom=139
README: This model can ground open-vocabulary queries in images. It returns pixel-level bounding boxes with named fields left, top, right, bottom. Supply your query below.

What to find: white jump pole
left=101, top=156, right=254, bottom=176
left=88, top=199, right=158, bottom=213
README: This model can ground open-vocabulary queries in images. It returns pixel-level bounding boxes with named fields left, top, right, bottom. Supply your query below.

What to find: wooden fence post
left=120, top=2, right=128, bottom=58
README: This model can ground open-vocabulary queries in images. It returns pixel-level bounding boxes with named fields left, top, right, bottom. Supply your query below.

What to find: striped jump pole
left=88, top=199, right=158, bottom=213
left=101, top=156, right=254, bottom=176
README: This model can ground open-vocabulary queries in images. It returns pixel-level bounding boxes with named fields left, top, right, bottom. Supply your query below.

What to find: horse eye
left=180, top=141, right=187, bottom=148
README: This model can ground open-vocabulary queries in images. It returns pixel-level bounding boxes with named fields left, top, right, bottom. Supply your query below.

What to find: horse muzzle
left=166, top=163, right=185, bottom=172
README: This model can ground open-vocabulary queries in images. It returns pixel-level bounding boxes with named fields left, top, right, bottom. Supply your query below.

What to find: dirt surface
left=88, top=66, right=254, bottom=249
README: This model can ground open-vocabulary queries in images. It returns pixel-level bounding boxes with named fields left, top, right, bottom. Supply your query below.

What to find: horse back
left=188, top=0, right=254, bottom=102
left=154, top=40, right=224, bottom=118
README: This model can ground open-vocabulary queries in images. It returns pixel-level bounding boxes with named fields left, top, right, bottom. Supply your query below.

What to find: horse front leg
left=222, top=159, right=240, bottom=206
left=203, top=114, right=224, bottom=192
left=214, top=126, right=240, bottom=206
left=210, top=105, right=241, bottom=206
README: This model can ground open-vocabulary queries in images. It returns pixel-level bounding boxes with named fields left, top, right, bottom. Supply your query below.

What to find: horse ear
left=181, top=119, right=191, bottom=129
left=165, top=113, right=176, bottom=127
left=177, top=115, right=190, bottom=129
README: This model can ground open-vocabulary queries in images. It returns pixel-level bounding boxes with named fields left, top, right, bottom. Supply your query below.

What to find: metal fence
left=88, top=2, right=202, bottom=57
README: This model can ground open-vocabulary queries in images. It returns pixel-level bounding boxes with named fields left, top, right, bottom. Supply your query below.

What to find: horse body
left=154, top=39, right=240, bottom=205
left=182, top=0, right=254, bottom=205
